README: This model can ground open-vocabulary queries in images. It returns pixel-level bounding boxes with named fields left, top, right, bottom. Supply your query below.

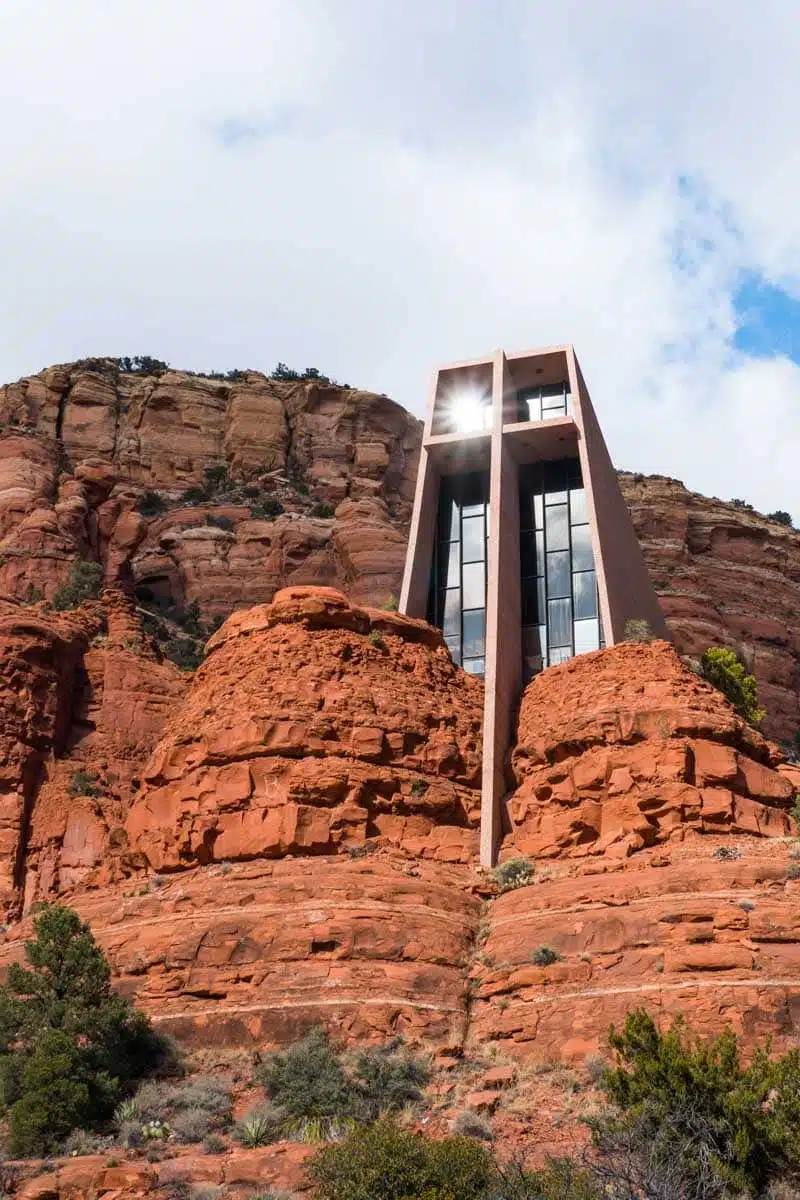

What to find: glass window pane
left=463, top=657, right=485, bottom=676
left=521, top=577, right=539, bottom=624
left=442, top=589, right=460, bottom=636
left=444, top=634, right=461, bottom=665
left=569, top=487, right=588, bottom=524
left=438, top=494, right=459, bottom=540
left=572, top=571, right=598, bottom=619
left=462, top=609, right=485, bottom=658
left=534, top=493, right=544, bottom=528
left=537, top=576, right=545, bottom=616
left=462, top=516, right=485, bottom=563
left=535, top=530, right=545, bottom=566
left=459, top=473, right=486, bottom=515
left=548, top=597, right=572, bottom=647
left=542, top=383, right=565, bottom=402
left=571, top=524, right=594, bottom=571
left=438, top=540, right=460, bottom=588
left=547, top=551, right=570, bottom=598
left=544, top=460, right=567, bottom=493
left=546, top=504, right=569, bottom=551
left=462, top=561, right=485, bottom=609
left=539, top=623, right=548, bottom=656
left=574, top=618, right=600, bottom=655
left=550, top=646, right=573, bottom=665
left=520, top=531, right=538, bottom=577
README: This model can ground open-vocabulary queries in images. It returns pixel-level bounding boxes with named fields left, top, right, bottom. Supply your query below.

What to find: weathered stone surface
left=506, top=640, right=793, bottom=860
left=621, top=472, right=800, bottom=742
left=126, top=586, right=484, bottom=869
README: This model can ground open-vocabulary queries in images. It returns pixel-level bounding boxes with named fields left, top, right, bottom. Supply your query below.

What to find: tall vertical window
left=517, top=382, right=572, bottom=423
left=519, top=458, right=602, bottom=680
left=428, top=472, right=489, bottom=676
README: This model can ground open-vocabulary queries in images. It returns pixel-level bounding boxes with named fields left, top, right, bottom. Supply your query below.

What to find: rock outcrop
left=621, top=472, right=800, bottom=743
left=469, top=640, right=800, bottom=1062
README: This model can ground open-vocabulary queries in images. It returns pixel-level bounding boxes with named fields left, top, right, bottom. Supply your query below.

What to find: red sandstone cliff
left=1, top=361, right=798, bottom=739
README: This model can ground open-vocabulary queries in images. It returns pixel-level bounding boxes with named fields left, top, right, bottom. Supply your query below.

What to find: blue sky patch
left=734, top=271, right=800, bottom=364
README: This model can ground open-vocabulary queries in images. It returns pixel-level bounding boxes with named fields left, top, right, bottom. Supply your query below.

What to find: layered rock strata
left=126, top=587, right=484, bottom=868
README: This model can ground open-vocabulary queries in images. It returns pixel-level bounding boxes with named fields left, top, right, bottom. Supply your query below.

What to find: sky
left=2, top=0, right=800, bottom=518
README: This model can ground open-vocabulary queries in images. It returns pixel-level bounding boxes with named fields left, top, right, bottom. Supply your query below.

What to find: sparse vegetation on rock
left=52, top=559, right=103, bottom=611
left=701, top=646, right=766, bottom=727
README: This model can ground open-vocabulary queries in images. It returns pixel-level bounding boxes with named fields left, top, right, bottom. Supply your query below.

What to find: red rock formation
left=469, top=640, right=800, bottom=1062
left=506, top=640, right=794, bottom=860
left=126, top=586, right=484, bottom=868
left=0, top=362, right=420, bottom=615
left=621, top=472, right=800, bottom=743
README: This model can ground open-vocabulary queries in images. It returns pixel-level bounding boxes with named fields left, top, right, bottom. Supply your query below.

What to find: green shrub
left=714, top=843, right=742, bottom=861
left=349, top=1042, right=430, bottom=1122
left=791, top=796, right=800, bottom=833
left=182, top=485, right=210, bottom=505
left=163, top=637, right=203, bottom=672
left=136, top=490, right=168, bottom=518
left=597, top=1008, right=800, bottom=1194
left=309, top=502, right=335, bottom=519
left=235, top=1106, right=284, bottom=1147
left=52, top=560, right=103, bottom=611
left=531, top=945, right=562, bottom=967
left=206, top=514, right=234, bottom=532
left=0, top=906, right=170, bottom=1156
left=116, top=356, right=169, bottom=376
left=768, top=510, right=794, bottom=527
left=410, top=779, right=429, bottom=798
left=367, top=629, right=385, bottom=649
left=250, top=499, right=284, bottom=520
left=258, top=1027, right=352, bottom=1121
left=700, top=646, right=766, bottom=726
left=491, top=857, right=534, bottom=893
left=204, top=465, right=228, bottom=489
left=383, top=594, right=398, bottom=611
left=451, top=1110, right=494, bottom=1141
left=309, top=1119, right=495, bottom=1200
left=203, top=1132, right=226, bottom=1154
left=257, top=1028, right=429, bottom=1129
left=494, top=1156, right=601, bottom=1199
left=69, top=769, right=99, bottom=798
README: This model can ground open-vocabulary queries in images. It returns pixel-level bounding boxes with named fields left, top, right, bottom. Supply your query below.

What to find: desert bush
left=788, top=864, right=800, bottom=880
left=52, top=560, right=103, bottom=611
left=182, top=485, right=209, bottom=505
left=257, top=1028, right=429, bottom=1131
left=206, top=514, right=234, bottom=532
left=451, top=1110, right=494, bottom=1141
left=531, top=946, right=562, bottom=967
left=163, top=636, right=203, bottom=672
left=250, top=499, right=284, bottom=520
left=383, top=594, right=398, bottom=611
left=68, top=769, right=99, bottom=798
left=309, top=502, right=335, bottom=518
left=202, top=1132, right=226, bottom=1154
left=131, top=1075, right=231, bottom=1142
left=204, top=465, right=228, bottom=489
left=0, top=905, right=171, bottom=1156
left=62, top=1126, right=113, bottom=1156
left=713, top=844, right=742, bottom=861
left=596, top=1007, right=800, bottom=1195
left=236, top=1106, right=284, bottom=1147
left=700, top=646, right=765, bottom=726
left=622, top=618, right=655, bottom=643
left=116, top=356, right=168, bottom=376
left=136, top=490, right=168, bottom=518
left=367, top=629, right=385, bottom=648
left=492, top=857, right=534, bottom=893
left=349, top=1042, right=430, bottom=1122
left=308, top=1119, right=495, bottom=1200
left=494, top=1156, right=601, bottom=1199
left=768, top=510, right=794, bottom=527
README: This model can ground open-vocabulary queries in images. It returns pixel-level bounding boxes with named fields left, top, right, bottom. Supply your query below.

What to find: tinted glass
left=521, top=576, right=539, bottom=624
left=534, top=493, right=544, bottom=528
left=546, top=551, right=570, bottom=598
left=520, top=531, right=538, bottom=577
left=548, top=598, right=572, bottom=647
left=462, top=609, right=485, bottom=657
left=462, top=561, right=485, bottom=609
left=462, top=516, right=485, bottom=563
left=442, top=589, right=460, bottom=635
left=438, top=494, right=459, bottom=540
left=444, top=634, right=461, bottom=665
left=438, top=540, right=460, bottom=589
left=571, top=524, right=594, bottom=571
left=574, top=618, right=600, bottom=655
left=550, top=645, right=572, bottom=665
left=459, top=473, right=486, bottom=514
left=569, top=487, right=588, bottom=524
left=546, top=504, right=569, bottom=551
left=535, top=529, right=545, bottom=566
left=463, top=657, right=485, bottom=676
left=572, top=570, right=598, bottom=619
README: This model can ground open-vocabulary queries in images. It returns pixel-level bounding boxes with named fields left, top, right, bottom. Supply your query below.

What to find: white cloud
left=1, top=0, right=799, bottom=515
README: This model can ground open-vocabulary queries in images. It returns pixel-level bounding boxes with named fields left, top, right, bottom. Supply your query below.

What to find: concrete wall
left=570, top=351, right=669, bottom=642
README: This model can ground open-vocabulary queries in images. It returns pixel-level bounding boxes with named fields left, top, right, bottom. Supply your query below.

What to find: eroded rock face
left=621, top=472, right=800, bottom=743
left=126, top=587, right=484, bottom=869
left=0, top=362, right=420, bottom=614
left=505, top=640, right=794, bottom=861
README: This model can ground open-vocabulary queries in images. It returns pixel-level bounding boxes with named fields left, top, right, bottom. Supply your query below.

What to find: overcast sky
left=2, top=0, right=800, bottom=516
